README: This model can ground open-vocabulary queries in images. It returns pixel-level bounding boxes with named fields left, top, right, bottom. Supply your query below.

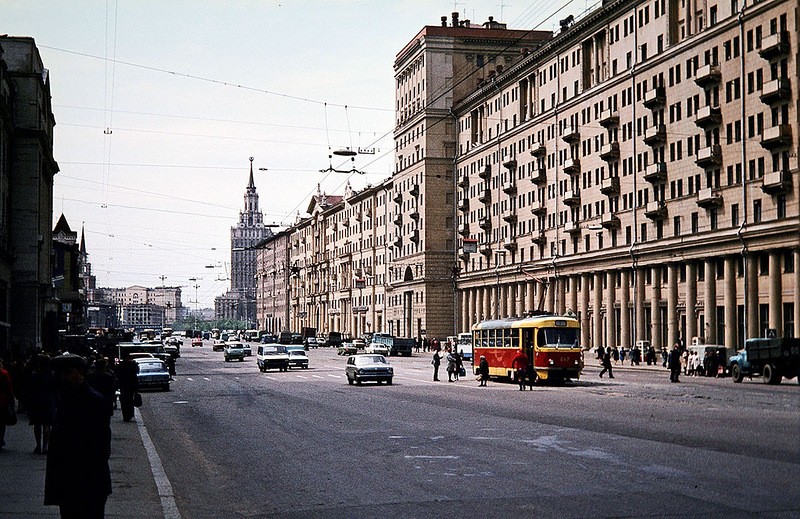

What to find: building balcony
left=342, top=218, right=351, bottom=227
left=530, top=202, right=546, bottom=215
left=409, top=209, right=420, bottom=221
left=695, top=145, right=722, bottom=168
left=410, top=229, right=420, bottom=243
left=531, top=231, right=547, bottom=245
left=760, top=124, right=792, bottom=150
left=502, top=181, right=517, bottom=195
left=598, top=108, right=619, bottom=128
left=693, top=63, right=721, bottom=87
left=643, top=162, right=667, bottom=183
left=529, top=166, right=547, bottom=185
left=457, top=199, right=469, bottom=212
left=760, top=78, right=791, bottom=104
left=393, top=237, right=402, bottom=249
left=478, top=216, right=491, bottom=230
left=458, top=223, right=470, bottom=236
left=695, top=105, right=722, bottom=128
left=761, top=169, right=792, bottom=195
left=696, top=188, right=723, bottom=208
left=503, top=158, right=518, bottom=170
left=563, top=157, right=581, bottom=175
left=478, top=188, right=491, bottom=203
left=644, top=200, right=667, bottom=220
left=643, top=85, right=666, bottom=109
left=530, top=141, right=546, bottom=157
left=563, top=189, right=580, bottom=206
left=564, top=221, right=581, bottom=235
left=562, top=123, right=580, bottom=143
left=502, top=213, right=517, bottom=224
left=599, top=142, right=619, bottom=161
left=479, top=164, right=491, bottom=179
left=600, top=176, right=620, bottom=195
left=458, top=247, right=471, bottom=260
left=503, top=238, right=517, bottom=252
left=409, top=184, right=420, bottom=197
left=393, top=192, right=402, bottom=204
left=643, top=124, right=666, bottom=146
left=457, top=173, right=469, bottom=188
left=601, top=213, right=620, bottom=229
left=479, top=243, right=492, bottom=256
left=393, top=214, right=402, bottom=226
left=759, top=31, right=789, bottom=60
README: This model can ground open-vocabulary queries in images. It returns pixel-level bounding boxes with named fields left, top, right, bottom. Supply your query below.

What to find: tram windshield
left=537, top=327, right=580, bottom=348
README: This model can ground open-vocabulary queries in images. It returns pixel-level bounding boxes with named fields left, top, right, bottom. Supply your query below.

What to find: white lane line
left=327, top=374, right=341, bottom=379
left=135, top=408, right=182, bottom=519
left=186, top=378, right=193, bottom=381
left=264, top=376, right=277, bottom=380
left=311, top=375, right=324, bottom=379
left=404, top=455, right=460, bottom=460
left=295, top=375, right=308, bottom=379
left=202, top=377, right=210, bottom=381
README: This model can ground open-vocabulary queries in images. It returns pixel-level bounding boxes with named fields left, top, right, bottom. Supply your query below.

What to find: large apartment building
left=453, top=0, right=798, bottom=351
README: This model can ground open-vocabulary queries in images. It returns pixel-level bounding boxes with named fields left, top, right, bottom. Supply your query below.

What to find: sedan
left=287, top=349, right=309, bottom=369
left=337, top=342, right=358, bottom=356
left=224, top=341, right=247, bottom=362
left=191, top=337, right=203, bottom=347
left=134, top=358, right=170, bottom=391
left=345, top=354, right=393, bottom=385
left=365, top=342, right=389, bottom=356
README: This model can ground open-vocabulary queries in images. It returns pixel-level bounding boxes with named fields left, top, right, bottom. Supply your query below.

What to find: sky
left=4, top=0, right=588, bottom=309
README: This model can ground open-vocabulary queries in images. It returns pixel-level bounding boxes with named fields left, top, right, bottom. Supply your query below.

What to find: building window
left=753, top=199, right=762, bottom=223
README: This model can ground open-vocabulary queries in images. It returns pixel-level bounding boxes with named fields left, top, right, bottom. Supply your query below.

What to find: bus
left=161, top=327, right=173, bottom=338
left=472, top=314, right=582, bottom=384
left=211, top=328, right=221, bottom=340
left=457, top=332, right=473, bottom=361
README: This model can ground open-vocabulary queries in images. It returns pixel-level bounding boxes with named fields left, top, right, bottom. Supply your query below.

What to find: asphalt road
left=137, top=341, right=800, bottom=519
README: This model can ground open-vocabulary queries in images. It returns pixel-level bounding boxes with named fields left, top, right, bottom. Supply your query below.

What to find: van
left=327, top=331, right=343, bottom=349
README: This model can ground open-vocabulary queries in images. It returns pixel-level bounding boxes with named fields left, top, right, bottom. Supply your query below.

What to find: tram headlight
left=548, top=358, right=554, bottom=365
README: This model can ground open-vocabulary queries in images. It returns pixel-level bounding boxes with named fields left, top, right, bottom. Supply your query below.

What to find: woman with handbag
left=0, top=358, right=16, bottom=450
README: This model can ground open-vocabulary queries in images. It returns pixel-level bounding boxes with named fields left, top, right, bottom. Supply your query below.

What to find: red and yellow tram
left=472, top=314, right=583, bottom=383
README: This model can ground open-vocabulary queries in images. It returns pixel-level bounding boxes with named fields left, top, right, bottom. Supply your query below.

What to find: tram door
left=522, top=329, right=535, bottom=363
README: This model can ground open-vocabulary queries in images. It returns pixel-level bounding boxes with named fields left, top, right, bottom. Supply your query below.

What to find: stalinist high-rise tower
left=215, top=158, right=272, bottom=325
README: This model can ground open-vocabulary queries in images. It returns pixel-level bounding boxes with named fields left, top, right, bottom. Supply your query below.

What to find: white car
left=365, top=342, right=389, bottom=356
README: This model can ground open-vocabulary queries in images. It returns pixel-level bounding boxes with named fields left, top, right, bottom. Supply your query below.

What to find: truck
left=371, top=332, right=414, bottom=357
left=729, top=337, right=800, bottom=385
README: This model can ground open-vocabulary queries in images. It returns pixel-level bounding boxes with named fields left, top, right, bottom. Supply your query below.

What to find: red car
left=191, top=337, right=203, bottom=347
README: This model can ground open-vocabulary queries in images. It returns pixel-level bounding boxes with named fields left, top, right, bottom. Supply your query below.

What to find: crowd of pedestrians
left=0, top=349, right=143, bottom=518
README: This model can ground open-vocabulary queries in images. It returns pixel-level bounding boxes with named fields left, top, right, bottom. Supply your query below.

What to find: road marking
left=203, top=377, right=210, bottom=381
left=404, top=455, right=460, bottom=460
left=311, top=375, right=324, bottom=379
left=327, top=374, right=341, bottom=379
left=172, top=401, right=189, bottom=405
left=186, top=378, right=193, bottom=381
left=135, top=409, right=182, bottom=519
left=295, top=375, right=308, bottom=379
left=265, top=376, right=277, bottom=380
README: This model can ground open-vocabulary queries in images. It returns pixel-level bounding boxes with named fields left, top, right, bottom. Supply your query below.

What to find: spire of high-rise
left=248, top=156, right=255, bottom=190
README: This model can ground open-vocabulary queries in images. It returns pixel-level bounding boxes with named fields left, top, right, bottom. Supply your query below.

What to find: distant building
left=0, top=36, right=60, bottom=358
left=92, top=285, right=183, bottom=329
left=52, top=214, right=85, bottom=334
left=255, top=230, right=291, bottom=334
left=215, top=158, right=272, bottom=326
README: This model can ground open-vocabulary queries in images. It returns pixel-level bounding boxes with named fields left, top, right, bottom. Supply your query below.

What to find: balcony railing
left=759, top=31, right=789, bottom=59
left=564, top=221, right=581, bottom=234
left=694, top=63, right=721, bottom=87
left=529, top=166, right=546, bottom=185
left=530, top=202, right=546, bottom=215
left=761, top=169, right=792, bottom=195
left=696, top=188, right=723, bottom=208
left=599, top=108, right=619, bottom=128
left=643, top=162, right=667, bottom=183
left=695, top=105, right=722, bottom=128
left=760, top=78, right=791, bottom=104
left=643, top=124, right=666, bottom=146
left=479, top=217, right=491, bottom=229
left=457, top=173, right=469, bottom=188
left=457, top=199, right=469, bottom=212
left=530, top=141, right=546, bottom=157
left=563, top=189, right=580, bottom=206
left=562, top=124, right=580, bottom=143
left=644, top=200, right=667, bottom=220
left=601, top=214, right=620, bottom=229
left=600, top=176, right=620, bottom=195
left=695, top=145, right=722, bottom=168
left=478, top=188, right=491, bottom=203
left=502, top=182, right=517, bottom=194
left=599, top=142, right=619, bottom=161
left=643, top=86, right=666, bottom=108
left=479, top=164, right=491, bottom=179
left=502, top=213, right=517, bottom=224
left=563, top=157, right=580, bottom=175
left=760, top=124, right=792, bottom=150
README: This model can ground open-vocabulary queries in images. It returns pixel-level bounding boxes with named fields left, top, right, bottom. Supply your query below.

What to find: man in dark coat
left=432, top=349, right=441, bottom=381
left=86, top=357, right=117, bottom=417
left=45, top=353, right=111, bottom=519
left=115, top=356, right=138, bottom=422
left=599, top=350, right=614, bottom=378
left=478, top=355, right=490, bottom=386
left=668, top=344, right=682, bottom=382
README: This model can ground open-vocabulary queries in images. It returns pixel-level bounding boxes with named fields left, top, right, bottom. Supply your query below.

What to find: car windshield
left=138, top=362, right=165, bottom=372
left=537, top=327, right=580, bottom=348
left=289, top=350, right=304, bottom=357
left=358, top=355, right=386, bottom=364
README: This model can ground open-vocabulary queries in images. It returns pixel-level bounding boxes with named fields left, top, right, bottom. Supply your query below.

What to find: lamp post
left=189, top=277, right=200, bottom=333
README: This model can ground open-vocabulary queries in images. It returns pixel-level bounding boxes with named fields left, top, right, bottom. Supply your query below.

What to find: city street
left=132, top=341, right=800, bottom=518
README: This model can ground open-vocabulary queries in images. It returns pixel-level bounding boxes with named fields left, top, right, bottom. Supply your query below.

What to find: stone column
left=581, top=273, right=591, bottom=350
left=651, top=267, right=662, bottom=352
left=635, top=267, right=646, bottom=344
left=704, top=259, right=717, bottom=344
left=667, top=264, right=678, bottom=348
left=686, top=262, right=697, bottom=344
left=795, top=250, right=800, bottom=338
left=536, top=281, right=546, bottom=312
left=490, top=284, right=498, bottom=319
left=725, top=256, right=737, bottom=349
left=516, top=282, right=525, bottom=317
left=620, top=269, right=631, bottom=349
left=569, top=275, right=579, bottom=316
left=546, top=277, right=555, bottom=313
left=769, top=252, right=782, bottom=333
left=746, top=256, right=758, bottom=339
left=593, top=272, right=603, bottom=351
left=526, top=280, right=536, bottom=312
left=506, top=283, right=515, bottom=317
left=606, top=271, right=616, bottom=348
left=461, top=289, right=469, bottom=332
left=557, top=278, right=567, bottom=315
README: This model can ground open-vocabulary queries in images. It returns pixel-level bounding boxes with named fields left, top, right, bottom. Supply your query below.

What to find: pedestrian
left=681, top=348, right=690, bottom=375
left=0, top=358, right=15, bottom=451
left=478, top=355, right=489, bottom=386
left=165, top=354, right=176, bottom=378
left=446, top=348, right=456, bottom=382
left=86, top=357, right=117, bottom=417
left=511, top=350, right=528, bottom=390
left=668, top=343, right=682, bottom=383
left=599, top=350, right=614, bottom=378
left=115, top=355, right=138, bottom=422
left=619, top=347, right=627, bottom=365
left=661, top=348, right=669, bottom=368
left=525, top=362, right=536, bottom=390
left=415, top=337, right=420, bottom=353
left=612, top=346, right=619, bottom=365
left=44, top=353, right=111, bottom=519
left=454, top=350, right=463, bottom=381
left=422, top=337, right=429, bottom=353
left=26, top=354, right=57, bottom=454
left=432, top=349, right=441, bottom=381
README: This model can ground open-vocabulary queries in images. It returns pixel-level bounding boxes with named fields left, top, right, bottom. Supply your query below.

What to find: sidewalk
left=0, top=408, right=163, bottom=518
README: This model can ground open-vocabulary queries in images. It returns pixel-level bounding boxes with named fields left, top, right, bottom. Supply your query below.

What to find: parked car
left=134, top=358, right=170, bottom=391
left=287, top=349, right=309, bottom=369
left=257, top=345, right=290, bottom=372
left=316, top=335, right=328, bottom=347
left=365, top=342, right=389, bottom=356
left=260, top=334, right=277, bottom=344
left=128, top=352, right=154, bottom=360
left=352, top=338, right=366, bottom=350
left=345, top=354, right=393, bottom=385
left=337, top=342, right=358, bottom=356
left=304, top=336, right=318, bottom=349
left=191, top=337, right=203, bottom=347
left=241, top=343, right=252, bottom=356
left=224, top=341, right=247, bottom=362
left=212, top=340, right=226, bottom=352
